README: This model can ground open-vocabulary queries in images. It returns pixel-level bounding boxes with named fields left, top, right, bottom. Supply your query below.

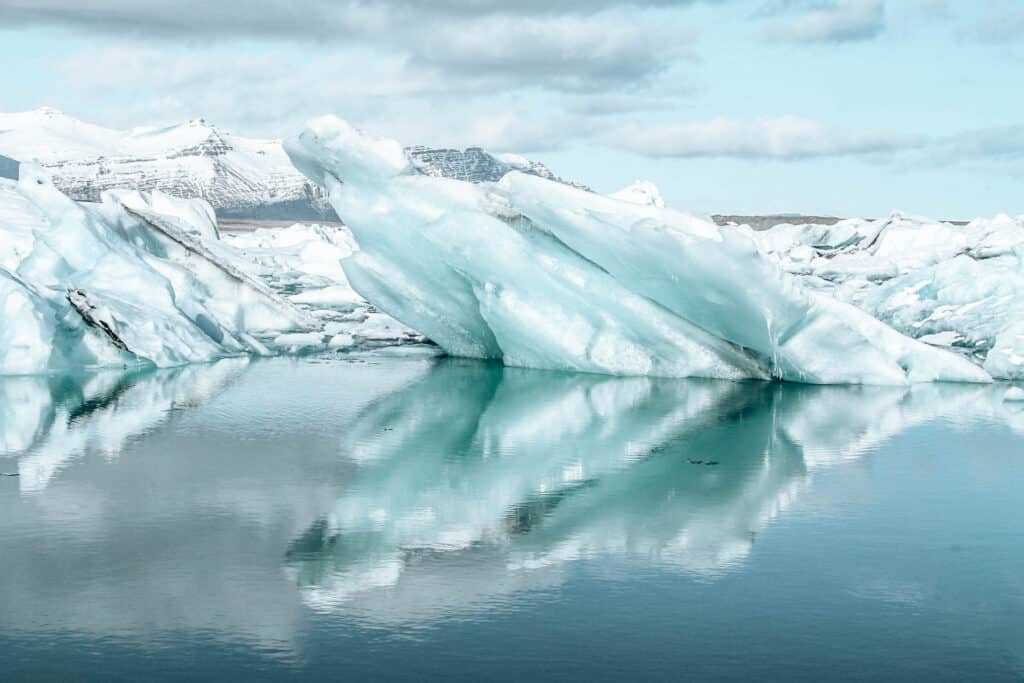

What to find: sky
left=1, top=0, right=1022, bottom=218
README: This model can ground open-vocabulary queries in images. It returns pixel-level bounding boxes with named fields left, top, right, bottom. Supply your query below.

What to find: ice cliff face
left=284, top=116, right=995, bottom=385
left=743, top=213, right=1024, bottom=380
left=0, top=164, right=431, bottom=375
left=0, top=165, right=318, bottom=374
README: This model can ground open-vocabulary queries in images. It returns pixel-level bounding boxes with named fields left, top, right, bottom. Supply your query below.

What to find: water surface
left=2, top=357, right=1023, bottom=681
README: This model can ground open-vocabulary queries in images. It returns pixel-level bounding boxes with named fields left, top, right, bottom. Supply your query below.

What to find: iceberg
left=285, top=117, right=993, bottom=385
left=0, top=166, right=312, bottom=374
left=745, top=212, right=1024, bottom=380
left=219, top=223, right=426, bottom=351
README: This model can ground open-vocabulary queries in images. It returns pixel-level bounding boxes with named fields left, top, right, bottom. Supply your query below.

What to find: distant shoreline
left=219, top=214, right=971, bottom=233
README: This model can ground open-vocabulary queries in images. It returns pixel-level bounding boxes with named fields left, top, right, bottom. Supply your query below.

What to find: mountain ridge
left=0, top=108, right=584, bottom=221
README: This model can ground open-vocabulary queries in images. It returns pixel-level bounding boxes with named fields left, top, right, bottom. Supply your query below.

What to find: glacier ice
left=0, top=162, right=430, bottom=375
left=0, top=165, right=312, bottom=374
left=3, top=114, right=1022, bottom=384
left=285, top=116, right=996, bottom=385
left=220, top=223, right=425, bottom=351
left=744, top=212, right=1024, bottom=380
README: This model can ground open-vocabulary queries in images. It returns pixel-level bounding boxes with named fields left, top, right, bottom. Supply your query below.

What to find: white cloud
left=51, top=45, right=593, bottom=152
left=408, top=15, right=695, bottom=93
left=760, top=0, right=886, bottom=43
left=43, top=4, right=697, bottom=151
left=0, top=0, right=715, bottom=38
left=609, top=115, right=922, bottom=160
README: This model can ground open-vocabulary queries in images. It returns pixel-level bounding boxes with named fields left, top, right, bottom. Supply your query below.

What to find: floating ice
left=285, top=117, right=995, bottom=385
left=220, top=223, right=425, bottom=350
left=0, top=166, right=311, bottom=374
left=746, top=212, right=1024, bottom=380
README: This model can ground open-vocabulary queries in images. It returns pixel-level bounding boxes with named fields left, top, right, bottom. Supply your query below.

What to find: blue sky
left=1, top=0, right=1022, bottom=218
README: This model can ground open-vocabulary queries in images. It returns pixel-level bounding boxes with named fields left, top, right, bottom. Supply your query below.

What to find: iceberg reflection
left=0, top=359, right=250, bottom=492
left=289, top=360, right=1023, bottom=619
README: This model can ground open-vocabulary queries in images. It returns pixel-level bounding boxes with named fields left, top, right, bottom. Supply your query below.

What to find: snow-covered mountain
left=405, top=146, right=590, bottom=190
left=0, top=108, right=585, bottom=221
left=0, top=108, right=336, bottom=221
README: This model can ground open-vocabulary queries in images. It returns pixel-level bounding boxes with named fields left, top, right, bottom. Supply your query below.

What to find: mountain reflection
left=0, top=359, right=250, bottom=491
left=290, top=360, right=1023, bottom=618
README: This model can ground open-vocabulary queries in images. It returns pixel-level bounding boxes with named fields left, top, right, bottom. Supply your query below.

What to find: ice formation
left=285, top=117, right=997, bottom=385
left=744, top=213, right=1024, bottom=380
left=219, top=224, right=425, bottom=352
left=3, top=113, right=1021, bottom=384
left=0, top=165, right=315, bottom=375
left=0, top=156, right=440, bottom=375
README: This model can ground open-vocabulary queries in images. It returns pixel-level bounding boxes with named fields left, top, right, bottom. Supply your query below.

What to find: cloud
left=959, top=7, right=1024, bottom=44
left=408, top=15, right=694, bottom=93
left=759, top=0, right=886, bottom=43
left=0, top=0, right=715, bottom=38
left=0, top=0, right=700, bottom=151
left=931, top=125, right=1024, bottom=163
left=51, top=45, right=595, bottom=152
left=609, top=116, right=1024, bottom=172
left=609, top=115, right=923, bottom=160
left=37, top=1, right=700, bottom=150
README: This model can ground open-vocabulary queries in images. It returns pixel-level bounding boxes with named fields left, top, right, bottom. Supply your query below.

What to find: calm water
left=2, top=356, right=1023, bottom=681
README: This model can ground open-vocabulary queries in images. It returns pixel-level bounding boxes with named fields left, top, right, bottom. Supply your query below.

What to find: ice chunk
left=0, top=166, right=313, bottom=375
left=749, top=213, right=1024, bottom=379
left=286, top=116, right=991, bottom=385
left=221, top=222, right=356, bottom=291
left=105, top=188, right=220, bottom=241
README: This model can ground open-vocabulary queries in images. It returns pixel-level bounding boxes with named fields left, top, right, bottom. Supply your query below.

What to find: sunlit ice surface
left=1, top=355, right=1023, bottom=680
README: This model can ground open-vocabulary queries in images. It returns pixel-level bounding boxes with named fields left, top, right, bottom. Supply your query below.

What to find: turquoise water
left=1, top=357, right=1023, bottom=681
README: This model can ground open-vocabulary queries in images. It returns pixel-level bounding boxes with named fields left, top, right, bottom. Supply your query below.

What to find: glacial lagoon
left=2, top=356, right=1023, bottom=680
